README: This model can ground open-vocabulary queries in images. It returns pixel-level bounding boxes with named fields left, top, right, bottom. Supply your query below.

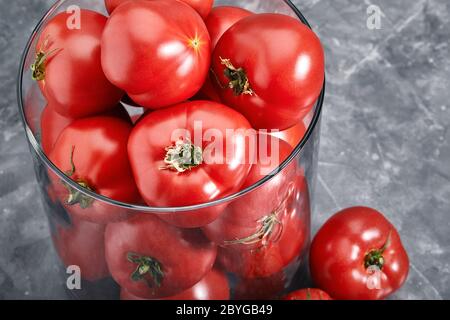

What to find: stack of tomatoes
left=33, top=0, right=409, bottom=301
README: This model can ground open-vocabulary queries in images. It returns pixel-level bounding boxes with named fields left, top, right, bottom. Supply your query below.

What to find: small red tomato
left=212, top=14, right=325, bottom=130
left=310, top=207, right=409, bottom=300
left=49, top=116, right=141, bottom=224
left=217, top=175, right=309, bottom=278
left=283, top=288, right=332, bottom=300
left=203, top=135, right=296, bottom=248
left=52, top=216, right=109, bottom=282
left=40, top=104, right=131, bottom=155
left=105, top=0, right=213, bottom=19
left=205, top=6, right=253, bottom=49
left=105, top=214, right=217, bottom=299
left=127, top=100, right=253, bottom=228
left=101, top=0, right=211, bottom=109
left=120, top=269, right=229, bottom=300
left=32, top=10, right=123, bottom=118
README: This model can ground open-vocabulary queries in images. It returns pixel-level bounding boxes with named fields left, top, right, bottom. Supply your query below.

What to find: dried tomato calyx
left=161, top=138, right=203, bottom=173
left=63, top=146, right=94, bottom=209
left=127, top=252, right=164, bottom=288
left=220, top=57, right=254, bottom=96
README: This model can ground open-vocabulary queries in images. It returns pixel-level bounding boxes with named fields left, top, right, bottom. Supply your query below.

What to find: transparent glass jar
left=17, top=0, right=325, bottom=300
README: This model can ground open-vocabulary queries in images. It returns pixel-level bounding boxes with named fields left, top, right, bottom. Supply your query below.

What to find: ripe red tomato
left=49, top=116, right=141, bottom=224
left=101, top=1, right=211, bottom=109
left=32, top=10, right=123, bottom=118
left=310, top=207, right=409, bottom=300
left=197, top=6, right=253, bottom=103
left=205, top=6, right=253, bottom=49
left=269, top=121, right=307, bottom=149
left=203, top=135, right=296, bottom=248
left=211, top=14, right=325, bottom=130
left=40, top=104, right=131, bottom=155
left=120, top=269, right=229, bottom=300
left=216, top=175, right=309, bottom=278
left=127, top=100, right=253, bottom=228
left=234, top=272, right=285, bottom=300
left=283, top=288, right=332, bottom=300
left=52, top=216, right=109, bottom=282
left=105, top=214, right=217, bottom=299
left=105, top=0, right=213, bottom=19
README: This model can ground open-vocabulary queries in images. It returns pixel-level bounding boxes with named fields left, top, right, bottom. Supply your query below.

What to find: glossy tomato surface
left=203, top=135, right=296, bottom=248
left=283, top=288, right=332, bottom=300
left=212, top=13, right=324, bottom=130
left=205, top=6, right=253, bottom=49
left=101, top=0, right=211, bottom=109
left=53, top=216, right=109, bottom=282
left=269, top=122, right=307, bottom=149
left=33, top=10, right=123, bottom=118
left=105, top=214, right=217, bottom=299
left=40, top=104, right=131, bottom=155
left=217, top=174, right=309, bottom=278
left=310, top=207, right=409, bottom=300
left=105, top=0, right=213, bottom=19
left=49, top=116, right=141, bottom=224
left=127, top=100, right=253, bottom=227
left=120, top=269, right=229, bottom=300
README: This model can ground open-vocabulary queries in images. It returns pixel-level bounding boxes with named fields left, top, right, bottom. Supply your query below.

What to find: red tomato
left=127, top=100, right=253, bottom=228
left=120, top=269, right=229, bottom=300
left=105, top=214, right=217, bottom=299
left=205, top=6, right=253, bottom=49
left=52, top=216, right=109, bottom=282
left=197, top=6, right=253, bottom=103
left=32, top=10, right=123, bottom=118
left=101, top=1, right=211, bottom=109
left=49, top=116, right=141, bottom=224
left=105, top=0, right=213, bottom=19
left=217, top=175, right=309, bottom=278
left=40, top=104, right=131, bottom=155
left=283, top=288, right=332, bottom=300
left=234, top=273, right=285, bottom=300
left=211, top=14, right=325, bottom=130
left=269, top=121, right=307, bottom=149
left=310, top=207, right=410, bottom=300
left=203, top=135, right=296, bottom=248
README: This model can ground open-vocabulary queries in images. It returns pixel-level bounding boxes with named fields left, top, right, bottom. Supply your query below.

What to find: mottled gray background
left=0, top=0, right=449, bottom=299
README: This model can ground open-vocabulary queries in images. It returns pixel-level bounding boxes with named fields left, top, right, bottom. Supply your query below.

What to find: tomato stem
left=31, top=36, right=59, bottom=81
left=364, top=230, right=392, bottom=270
left=220, top=57, right=254, bottom=96
left=127, top=252, right=164, bottom=289
left=161, top=138, right=203, bottom=173
left=62, top=146, right=94, bottom=209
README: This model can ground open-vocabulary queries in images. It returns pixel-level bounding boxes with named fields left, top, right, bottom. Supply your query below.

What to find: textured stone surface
left=0, top=0, right=449, bottom=299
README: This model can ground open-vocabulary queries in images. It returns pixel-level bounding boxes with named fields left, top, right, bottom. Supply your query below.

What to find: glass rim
left=16, top=0, right=326, bottom=213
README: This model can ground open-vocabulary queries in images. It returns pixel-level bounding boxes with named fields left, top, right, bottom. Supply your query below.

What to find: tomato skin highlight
left=127, top=100, right=253, bottom=228
left=212, top=13, right=325, bottom=130
left=52, top=216, right=109, bottom=282
left=101, top=0, right=211, bottom=109
left=34, top=10, right=124, bottom=118
left=48, top=116, right=141, bottom=224
left=120, top=269, right=230, bottom=300
left=282, top=288, right=332, bottom=300
left=105, top=214, right=217, bottom=299
left=309, top=207, right=410, bottom=300
left=104, top=0, right=214, bottom=19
